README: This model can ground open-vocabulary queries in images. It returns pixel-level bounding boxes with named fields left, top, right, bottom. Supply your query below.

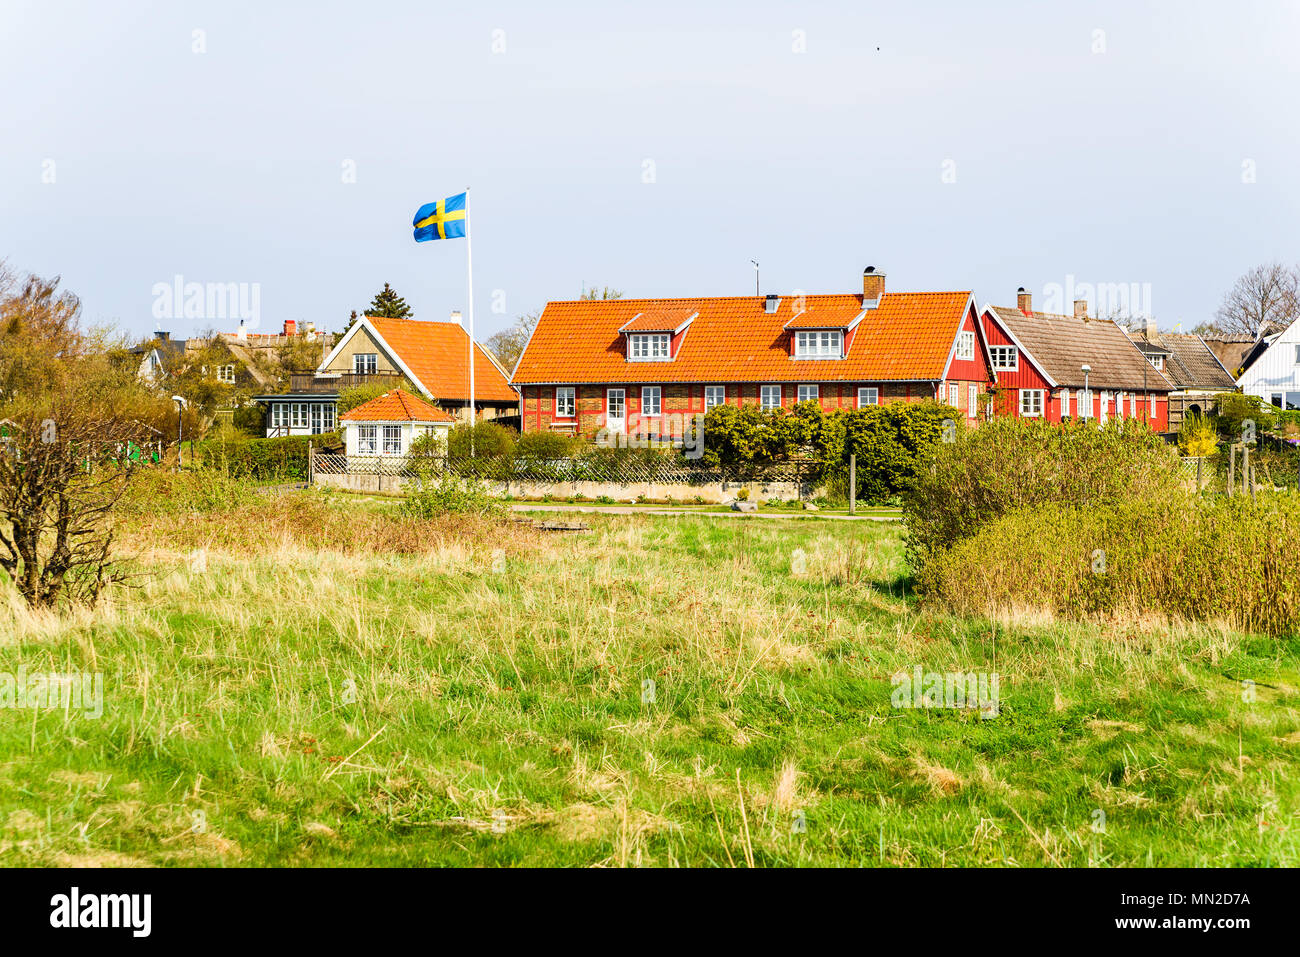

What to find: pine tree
left=365, top=283, right=414, bottom=319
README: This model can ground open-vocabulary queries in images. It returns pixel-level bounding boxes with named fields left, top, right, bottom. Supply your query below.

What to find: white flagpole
left=465, top=187, right=476, bottom=433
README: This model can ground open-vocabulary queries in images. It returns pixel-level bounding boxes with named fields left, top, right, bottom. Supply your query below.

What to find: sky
left=3, top=0, right=1299, bottom=343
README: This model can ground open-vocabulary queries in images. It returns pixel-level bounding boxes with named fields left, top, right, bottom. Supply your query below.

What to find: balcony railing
left=287, top=371, right=404, bottom=394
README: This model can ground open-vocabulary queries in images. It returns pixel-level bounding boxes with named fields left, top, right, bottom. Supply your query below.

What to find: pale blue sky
left=3, top=0, right=1298, bottom=341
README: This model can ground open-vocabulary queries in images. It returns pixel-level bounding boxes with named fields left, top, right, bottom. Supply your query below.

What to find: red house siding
left=979, top=313, right=1169, bottom=430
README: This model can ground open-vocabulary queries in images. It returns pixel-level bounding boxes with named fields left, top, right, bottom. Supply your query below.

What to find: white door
left=606, top=388, right=626, bottom=433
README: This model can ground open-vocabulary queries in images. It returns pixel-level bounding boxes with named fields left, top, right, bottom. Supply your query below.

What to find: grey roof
left=987, top=306, right=1175, bottom=392
left=1127, top=332, right=1236, bottom=391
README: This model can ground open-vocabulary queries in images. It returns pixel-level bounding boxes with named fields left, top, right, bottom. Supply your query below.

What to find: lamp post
left=172, top=395, right=186, bottom=467
left=1081, top=365, right=1091, bottom=423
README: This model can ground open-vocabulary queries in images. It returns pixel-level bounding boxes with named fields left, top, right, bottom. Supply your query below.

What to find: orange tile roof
left=619, top=308, right=697, bottom=332
left=783, top=305, right=864, bottom=330
left=340, top=389, right=457, bottom=423
left=366, top=316, right=518, bottom=402
left=511, top=292, right=974, bottom=384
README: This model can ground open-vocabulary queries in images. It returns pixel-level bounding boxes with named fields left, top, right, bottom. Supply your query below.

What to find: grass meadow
left=1, top=488, right=1297, bottom=866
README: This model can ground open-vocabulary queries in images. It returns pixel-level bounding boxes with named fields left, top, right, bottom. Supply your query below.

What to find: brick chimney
left=1144, top=316, right=1158, bottom=340
left=1073, top=300, right=1088, bottom=319
left=283, top=319, right=297, bottom=336
left=1017, top=287, right=1032, bottom=314
left=862, top=266, right=885, bottom=304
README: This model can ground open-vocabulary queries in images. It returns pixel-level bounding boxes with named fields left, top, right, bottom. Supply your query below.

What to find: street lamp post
left=172, top=395, right=186, bottom=467
left=1081, top=365, right=1091, bottom=423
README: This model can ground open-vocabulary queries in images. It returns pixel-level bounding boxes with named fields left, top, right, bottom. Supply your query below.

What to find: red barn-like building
left=511, top=268, right=996, bottom=437
left=980, top=289, right=1174, bottom=430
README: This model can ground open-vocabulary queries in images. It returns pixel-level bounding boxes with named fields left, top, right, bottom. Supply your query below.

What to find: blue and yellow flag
left=413, top=192, right=467, bottom=242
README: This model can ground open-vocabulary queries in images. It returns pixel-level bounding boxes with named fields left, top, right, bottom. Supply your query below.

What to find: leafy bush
left=1178, top=412, right=1219, bottom=457
left=903, top=417, right=1183, bottom=567
left=1213, top=392, right=1276, bottom=441
left=446, top=421, right=517, bottom=458
left=193, top=432, right=339, bottom=481
left=917, top=494, right=1300, bottom=637
left=514, top=430, right=583, bottom=463
left=399, top=474, right=505, bottom=519
left=699, top=404, right=807, bottom=468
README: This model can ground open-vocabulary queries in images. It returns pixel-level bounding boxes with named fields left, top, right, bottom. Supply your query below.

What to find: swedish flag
left=413, top=192, right=467, bottom=242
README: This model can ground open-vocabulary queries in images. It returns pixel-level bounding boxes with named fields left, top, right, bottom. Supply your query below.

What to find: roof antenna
left=750, top=260, right=759, bottom=296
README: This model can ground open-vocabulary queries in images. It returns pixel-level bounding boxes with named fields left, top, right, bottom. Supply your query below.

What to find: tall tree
left=1213, top=263, right=1300, bottom=338
left=0, top=270, right=156, bottom=607
left=484, top=310, right=540, bottom=374
left=364, top=283, right=414, bottom=319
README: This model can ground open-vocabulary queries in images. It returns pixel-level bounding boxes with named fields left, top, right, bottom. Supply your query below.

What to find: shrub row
left=917, top=495, right=1300, bottom=637
left=192, top=432, right=340, bottom=481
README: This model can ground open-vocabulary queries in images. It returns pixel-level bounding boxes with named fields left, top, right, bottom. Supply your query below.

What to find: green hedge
left=194, top=432, right=340, bottom=481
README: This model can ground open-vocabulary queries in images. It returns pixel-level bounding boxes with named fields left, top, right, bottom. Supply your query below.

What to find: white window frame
left=955, top=330, right=975, bottom=361
left=629, top=334, right=671, bottom=361
left=857, top=387, right=878, bottom=407
left=705, top=385, right=725, bottom=410
left=948, top=383, right=960, bottom=407
left=381, top=424, right=402, bottom=455
left=1150, top=355, right=1164, bottom=371
left=353, top=353, right=378, bottom=375
left=291, top=403, right=308, bottom=429
left=793, top=330, right=843, bottom=359
left=1149, top=392, right=1155, bottom=417
left=1020, top=388, right=1045, bottom=417
left=1130, top=392, right=1137, bottom=417
left=989, top=345, right=1018, bottom=371
left=1059, top=389, right=1071, bottom=418
left=760, top=384, right=782, bottom=410
left=1294, top=343, right=1300, bottom=365
left=357, top=424, right=378, bottom=455
left=555, top=386, right=576, bottom=418
left=797, top=384, right=819, bottom=404
left=641, top=385, right=661, bottom=416
left=323, top=404, right=335, bottom=432
left=968, top=384, right=978, bottom=419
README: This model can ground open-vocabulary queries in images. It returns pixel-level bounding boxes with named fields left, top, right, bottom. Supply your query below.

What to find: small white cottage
left=340, top=389, right=455, bottom=456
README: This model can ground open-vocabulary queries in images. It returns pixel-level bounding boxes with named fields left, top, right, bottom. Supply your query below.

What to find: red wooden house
left=980, top=288, right=1174, bottom=429
left=510, top=268, right=996, bottom=437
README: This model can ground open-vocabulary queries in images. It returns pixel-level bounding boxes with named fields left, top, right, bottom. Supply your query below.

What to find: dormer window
left=955, top=331, right=975, bottom=361
left=629, top=333, right=671, bottom=361
left=794, top=330, right=842, bottom=359
left=1149, top=355, right=1164, bottom=371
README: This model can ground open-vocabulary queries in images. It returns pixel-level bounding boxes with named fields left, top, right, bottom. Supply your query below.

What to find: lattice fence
left=312, top=452, right=814, bottom=485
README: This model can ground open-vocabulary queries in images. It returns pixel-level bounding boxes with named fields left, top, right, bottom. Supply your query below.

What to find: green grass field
left=1, top=489, right=1297, bottom=866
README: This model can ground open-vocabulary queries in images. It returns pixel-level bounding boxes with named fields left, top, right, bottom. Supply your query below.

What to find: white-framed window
left=322, top=404, right=335, bottom=432
left=948, top=383, right=960, bottom=407
left=1130, top=392, right=1137, bottom=417
left=382, top=424, right=402, bottom=455
left=760, top=384, right=782, bottom=410
left=797, top=384, right=819, bottom=404
left=857, top=386, right=878, bottom=407
left=1020, top=389, right=1044, bottom=417
left=1059, top=389, right=1071, bottom=418
left=968, top=384, right=977, bottom=419
left=1099, top=390, right=1111, bottom=423
left=353, top=353, right=378, bottom=375
left=1116, top=391, right=1125, bottom=418
left=641, top=386, right=661, bottom=416
left=705, top=385, right=725, bottom=410
left=1080, top=390, right=1093, bottom=419
left=1293, top=344, right=1300, bottom=364
left=1149, top=355, right=1164, bottom=371
left=555, top=386, right=576, bottom=418
left=794, top=330, right=842, bottom=358
left=989, top=345, right=1018, bottom=370
left=291, top=403, right=309, bottom=428
left=629, top=334, right=671, bottom=361
left=215, top=364, right=235, bottom=383
left=1149, top=392, right=1156, bottom=417
left=955, top=330, right=975, bottom=361
left=357, top=424, right=378, bottom=454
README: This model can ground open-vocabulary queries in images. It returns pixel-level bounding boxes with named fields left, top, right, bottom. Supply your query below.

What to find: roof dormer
left=783, top=306, right=866, bottom=359
left=620, top=308, right=697, bottom=362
